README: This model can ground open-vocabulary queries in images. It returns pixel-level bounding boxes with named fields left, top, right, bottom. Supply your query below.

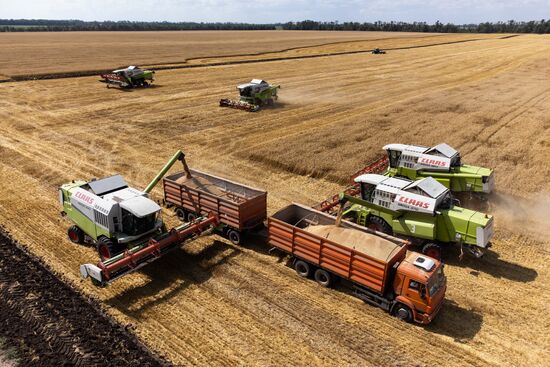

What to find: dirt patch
left=0, top=230, right=169, bottom=367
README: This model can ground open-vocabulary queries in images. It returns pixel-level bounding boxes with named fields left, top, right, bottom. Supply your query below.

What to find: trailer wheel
left=175, top=208, right=187, bottom=222
left=314, top=269, right=333, bottom=288
left=422, top=243, right=442, bottom=260
left=367, top=216, right=392, bottom=234
left=187, top=212, right=198, bottom=222
left=67, top=225, right=84, bottom=244
left=227, top=229, right=241, bottom=245
left=96, top=237, right=120, bottom=261
left=394, top=304, right=412, bottom=322
left=294, top=260, right=311, bottom=278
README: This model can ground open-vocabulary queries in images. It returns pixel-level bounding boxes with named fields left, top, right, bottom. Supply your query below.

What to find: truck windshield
left=122, top=209, right=157, bottom=236
left=428, top=266, right=445, bottom=296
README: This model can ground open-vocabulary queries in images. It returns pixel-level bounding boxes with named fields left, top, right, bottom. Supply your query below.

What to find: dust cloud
left=491, top=192, right=550, bottom=241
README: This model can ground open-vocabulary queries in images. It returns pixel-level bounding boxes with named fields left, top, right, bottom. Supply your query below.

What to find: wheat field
left=0, top=32, right=549, bottom=366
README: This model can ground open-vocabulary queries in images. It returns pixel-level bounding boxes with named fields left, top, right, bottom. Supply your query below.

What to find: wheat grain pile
left=305, top=225, right=401, bottom=261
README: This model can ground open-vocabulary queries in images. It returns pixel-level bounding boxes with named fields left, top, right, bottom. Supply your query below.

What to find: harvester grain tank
left=220, top=79, right=280, bottom=112
left=383, top=143, right=494, bottom=194
left=269, top=204, right=446, bottom=324
left=99, top=66, right=155, bottom=88
left=340, top=174, right=494, bottom=259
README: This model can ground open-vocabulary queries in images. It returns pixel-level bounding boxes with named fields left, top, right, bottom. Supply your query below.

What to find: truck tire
left=393, top=303, right=412, bottom=322
left=367, top=216, right=392, bottom=234
left=294, top=260, right=311, bottom=278
left=227, top=229, right=241, bottom=245
left=422, top=243, right=442, bottom=260
left=314, top=269, right=333, bottom=288
left=96, top=237, right=121, bottom=261
left=175, top=207, right=187, bottom=222
left=67, top=225, right=84, bottom=244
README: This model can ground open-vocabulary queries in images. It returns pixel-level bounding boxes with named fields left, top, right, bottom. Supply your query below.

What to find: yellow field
left=0, top=30, right=433, bottom=78
left=1, top=32, right=549, bottom=366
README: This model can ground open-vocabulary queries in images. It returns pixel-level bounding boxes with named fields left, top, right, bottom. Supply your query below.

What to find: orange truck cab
left=391, top=253, right=447, bottom=324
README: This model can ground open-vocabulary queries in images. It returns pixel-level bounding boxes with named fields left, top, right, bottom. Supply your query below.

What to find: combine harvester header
left=80, top=214, right=218, bottom=286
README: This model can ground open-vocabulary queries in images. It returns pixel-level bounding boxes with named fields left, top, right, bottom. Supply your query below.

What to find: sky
left=1, top=0, right=549, bottom=24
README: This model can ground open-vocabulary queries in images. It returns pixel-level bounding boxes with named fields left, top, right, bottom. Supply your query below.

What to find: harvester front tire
left=422, top=243, right=442, bottom=260
left=67, top=225, right=84, bottom=244
left=394, top=304, right=412, bottom=322
left=294, top=260, right=311, bottom=278
left=227, top=229, right=241, bottom=245
left=96, top=238, right=120, bottom=261
left=314, top=269, right=333, bottom=288
left=367, top=216, right=392, bottom=235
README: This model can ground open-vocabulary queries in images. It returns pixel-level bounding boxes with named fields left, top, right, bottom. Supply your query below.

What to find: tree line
left=1, top=19, right=549, bottom=33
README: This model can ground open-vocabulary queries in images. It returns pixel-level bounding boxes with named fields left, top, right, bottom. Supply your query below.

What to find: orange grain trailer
left=163, top=169, right=267, bottom=245
left=268, top=204, right=446, bottom=324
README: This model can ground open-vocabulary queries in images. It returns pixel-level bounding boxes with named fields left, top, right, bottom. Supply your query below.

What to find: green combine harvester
left=220, top=79, right=280, bottom=112
left=340, top=173, right=494, bottom=259
left=383, top=143, right=494, bottom=194
left=99, top=66, right=155, bottom=88
left=59, top=151, right=220, bottom=286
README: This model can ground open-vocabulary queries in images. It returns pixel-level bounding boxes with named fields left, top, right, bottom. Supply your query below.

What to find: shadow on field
left=106, top=239, right=240, bottom=318
left=427, top=299, right=483, bottom=341
left=443, top=246, right=538, bottom=283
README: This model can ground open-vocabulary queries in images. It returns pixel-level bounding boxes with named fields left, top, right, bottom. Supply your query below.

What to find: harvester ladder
left=357, top=211, right=368, bottom=227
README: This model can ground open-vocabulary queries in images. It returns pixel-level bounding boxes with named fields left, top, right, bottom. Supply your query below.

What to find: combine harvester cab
left=341, top=174, right=494, bottom=259
left=220, top=79, right=280, bottom=112
left=99, top=65, right=155, bottom=88
left=383, top=143, right=494, bottom=194
left=269, top=204, right=446, bottom=324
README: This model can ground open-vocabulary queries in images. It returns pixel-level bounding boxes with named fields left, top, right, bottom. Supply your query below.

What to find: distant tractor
left=220, top=79, right=280, bottom=112
left=341, top=174, right=494, bottom=259
left=372, top=48, right=386, bottom=54
left=100, top=66, right=155, bottom=88
left=383, top=143, right=494, bottom=194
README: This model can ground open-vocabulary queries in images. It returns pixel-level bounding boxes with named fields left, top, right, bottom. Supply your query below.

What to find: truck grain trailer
left=163, top=170, right=267, bottom=245
left=268, top=204, right=447, bottom=324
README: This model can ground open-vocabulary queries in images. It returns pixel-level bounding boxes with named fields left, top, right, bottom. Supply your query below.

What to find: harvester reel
left=219, top=99, right=260, bottom=112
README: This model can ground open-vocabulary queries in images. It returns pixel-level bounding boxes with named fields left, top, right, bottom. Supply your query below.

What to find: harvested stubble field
left=0, top=31, right=550, bottom=366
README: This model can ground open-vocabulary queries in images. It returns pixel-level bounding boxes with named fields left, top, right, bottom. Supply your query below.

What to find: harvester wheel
left=422, top=243, right=442, bottom=260
left=294, top=260, right=311, bottom=278
left=227, top=229, right=241, bottom=245
left=394, top=304, right=412, bottom=322
left=67, top=225, right=84, bottom=244
left=367, top=216, right=392, bottom=234
left=314, top=269, right=333, bottom=288
left=175, top=207, right=187, bottom=222
left=96, top=237, right=120, bottom=261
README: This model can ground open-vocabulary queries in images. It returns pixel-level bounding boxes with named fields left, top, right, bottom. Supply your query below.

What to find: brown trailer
left=163, top=169, right=267, bottom=245
left=268, top=204, right=447, bottom=324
